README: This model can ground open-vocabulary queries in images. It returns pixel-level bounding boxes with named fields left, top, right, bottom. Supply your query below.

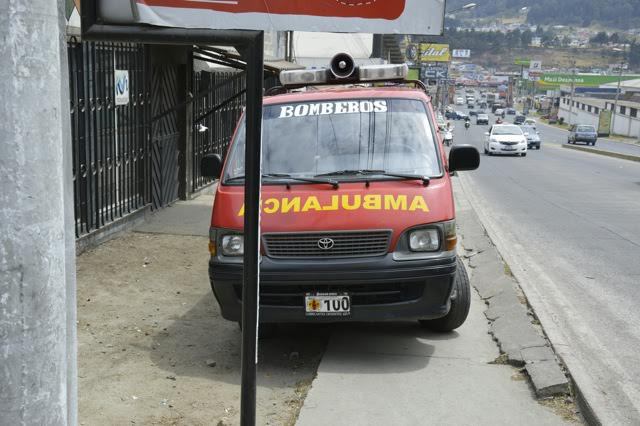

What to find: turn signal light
left=444, top=220, right=457, bottom=252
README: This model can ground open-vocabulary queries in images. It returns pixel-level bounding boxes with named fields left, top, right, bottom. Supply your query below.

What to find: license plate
left=305, top=293, right=351, bottom=317
left=503, top=146, right=516, bottom=151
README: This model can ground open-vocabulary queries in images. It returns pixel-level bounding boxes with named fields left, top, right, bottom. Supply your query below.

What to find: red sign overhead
left=100, top=0, right=445, bottom=35
left=138, top=0, right=406, bottom=20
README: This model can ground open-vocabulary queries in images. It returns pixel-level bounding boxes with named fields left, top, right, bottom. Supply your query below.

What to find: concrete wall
left=610, top=106, right=640, bottom=138
left=559, top=96, right=640, bottom=138
left=558, top=100, right=600, bottom=128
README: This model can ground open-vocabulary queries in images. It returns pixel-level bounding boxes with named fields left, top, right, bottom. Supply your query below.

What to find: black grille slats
left=263, top=230, right=391, bottom=259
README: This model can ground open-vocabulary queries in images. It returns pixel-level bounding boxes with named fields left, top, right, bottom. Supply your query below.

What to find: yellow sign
left=419, top=43, right=450, bottom=62
left=237, top=194, right=430, bottom=216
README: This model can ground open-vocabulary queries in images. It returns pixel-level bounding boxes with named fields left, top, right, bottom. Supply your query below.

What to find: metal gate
left=192, top=69, right=280, bottom=192
left=68, top=41, right=150, bottom=237
left=150, top=65, right=182, bottom=209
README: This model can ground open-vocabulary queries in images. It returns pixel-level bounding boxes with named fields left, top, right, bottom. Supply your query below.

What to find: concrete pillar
left=0, top=0, right=77, bottom=424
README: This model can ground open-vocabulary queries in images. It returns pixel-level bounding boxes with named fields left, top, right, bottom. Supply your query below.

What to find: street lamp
left=611, top=46, right=627, bottom=134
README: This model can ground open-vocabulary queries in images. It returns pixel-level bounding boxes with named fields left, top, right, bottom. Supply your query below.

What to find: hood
left=211, top=179, right=455, bottom=249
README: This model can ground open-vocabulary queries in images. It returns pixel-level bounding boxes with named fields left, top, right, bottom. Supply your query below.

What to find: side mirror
left=201, top=153, right=223, bottom=179
left=484, top=132, right=490, bottom=136
left=449, top=145, right=480, bottom=172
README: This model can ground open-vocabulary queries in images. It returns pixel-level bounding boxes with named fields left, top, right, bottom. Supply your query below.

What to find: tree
left=609, top=32, right=621, bottom=44
left=521, top=30, right=533, bottom=46
left=629, top=42, right=640, bottom=69
left=590, top=31, right=609, bottom=45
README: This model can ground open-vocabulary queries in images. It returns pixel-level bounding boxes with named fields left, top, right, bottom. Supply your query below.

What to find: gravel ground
left=77, top=232, right=328, bottom=425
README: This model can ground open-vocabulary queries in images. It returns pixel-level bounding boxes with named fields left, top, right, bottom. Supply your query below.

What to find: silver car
left=521, top=125, right=541, bottom=150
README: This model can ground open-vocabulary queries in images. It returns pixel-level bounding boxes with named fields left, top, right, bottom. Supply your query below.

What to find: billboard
left=598, top=110, right=612, bottom=136
left=539, top=73, right=640, bottom=88
left=419, top=44, right=451, bottom=62
left=98, top=0, right=445, bottom=34
left=452, top=49, right=471, bottom=58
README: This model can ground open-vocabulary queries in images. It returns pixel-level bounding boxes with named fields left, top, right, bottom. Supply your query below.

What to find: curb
left=456, top=209, right=570, bottom=399
left=453, top=184, right=570, bottom=401
left=454, top=178, right=600, bottom=425
left=562, top=144, right=640, bottom=162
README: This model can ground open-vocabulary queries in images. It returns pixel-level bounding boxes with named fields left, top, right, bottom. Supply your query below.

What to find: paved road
left=452, top=116, right=640, bottom=424
left=534, top=120, right=640, bottom=157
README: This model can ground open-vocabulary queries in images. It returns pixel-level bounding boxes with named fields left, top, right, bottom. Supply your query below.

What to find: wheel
left=567, top=139, right=572, bottom=144
left=522, top=153, right=527, bottom=157
left=419, top=258, right=470, bottom=332
left=484, top=147, right=489, bottom=154
left=537, top=145, right=541, bottom=150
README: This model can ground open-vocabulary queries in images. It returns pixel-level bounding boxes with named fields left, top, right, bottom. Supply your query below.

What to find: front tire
left=419, top=258, right=471, bottom=332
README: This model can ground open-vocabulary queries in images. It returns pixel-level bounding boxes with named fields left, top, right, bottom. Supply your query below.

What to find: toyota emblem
left=317, top=238, right=335, bottom=250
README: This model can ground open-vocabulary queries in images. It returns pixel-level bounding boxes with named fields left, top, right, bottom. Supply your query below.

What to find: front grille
left=263, top=230, right=391, bottom=259
left=234, top=283, right=424, bottom=306
left=500, top=141, right=518, bottom=146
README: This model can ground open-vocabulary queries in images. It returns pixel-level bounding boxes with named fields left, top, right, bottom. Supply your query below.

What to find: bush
left=558, top=117, right=565, bottom=124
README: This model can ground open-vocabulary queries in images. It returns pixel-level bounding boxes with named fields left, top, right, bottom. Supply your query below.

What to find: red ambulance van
left=201, top=55, right=480, bottom=333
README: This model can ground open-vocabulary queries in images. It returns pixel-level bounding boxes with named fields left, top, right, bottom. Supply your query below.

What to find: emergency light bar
left=279, top=53, right=409, bottom=88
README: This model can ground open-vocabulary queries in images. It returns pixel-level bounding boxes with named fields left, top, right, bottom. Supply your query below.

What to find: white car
left=456, top=97, right=464, bottom=105
left=484, top=124, right=528, bottom=157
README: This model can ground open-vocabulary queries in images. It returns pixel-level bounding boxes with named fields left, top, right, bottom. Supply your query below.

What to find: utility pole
left=1, top=0, right=77, bottom=424
left=568, top=61, right=576, bottom=126
left=611, top=46, right=626, bottom=134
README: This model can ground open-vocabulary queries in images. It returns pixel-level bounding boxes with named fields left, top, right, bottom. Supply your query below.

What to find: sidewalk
left=76, top=192, right=328, bottom=425
left=296, top=193, right=577, bottom=426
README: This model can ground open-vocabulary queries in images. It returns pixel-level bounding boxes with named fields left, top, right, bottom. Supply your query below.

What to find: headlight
left=222, top=234, right=244, bottom=256
left=409, top=229, right=440, bottom=252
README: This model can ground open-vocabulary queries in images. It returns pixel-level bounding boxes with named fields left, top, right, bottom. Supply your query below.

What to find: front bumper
left=489, top=143, right=527, bottom=154
left=527, top=140, right=541, bottom=148
left=209, top=253, right=457, bottom=323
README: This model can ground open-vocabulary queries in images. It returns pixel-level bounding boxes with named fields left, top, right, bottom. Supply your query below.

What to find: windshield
left=492, top=125, right=523, bottom=136
left=223, top=98, right=441, bottom=183
left=577, top=125, right=595, bottom=132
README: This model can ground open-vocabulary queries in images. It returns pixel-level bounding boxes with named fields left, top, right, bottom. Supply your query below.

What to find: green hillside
left=446, top=0, right=640, bottom=29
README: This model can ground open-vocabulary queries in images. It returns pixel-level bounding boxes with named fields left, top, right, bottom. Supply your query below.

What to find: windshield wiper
left=225, top=173, right=339, bottom=189
left=315, top=169, right=430, bottom=186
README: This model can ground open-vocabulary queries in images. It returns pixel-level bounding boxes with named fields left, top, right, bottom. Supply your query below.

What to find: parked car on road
left=484, top=124, right=528, bottom=156
left=568, top=124, right=598, bottom=146
left=506, top=108, right=516, bottom=115
left=521, top=125, right=541, bottom=150
left=476, top=114, right=489, bottom=125
left=523, top=118, right=537, bottom=128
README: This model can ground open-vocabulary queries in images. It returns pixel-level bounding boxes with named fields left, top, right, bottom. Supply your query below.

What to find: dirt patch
left=77, top=232, right=328, bottom=425
left=539, top=395, right=582, bottom=423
